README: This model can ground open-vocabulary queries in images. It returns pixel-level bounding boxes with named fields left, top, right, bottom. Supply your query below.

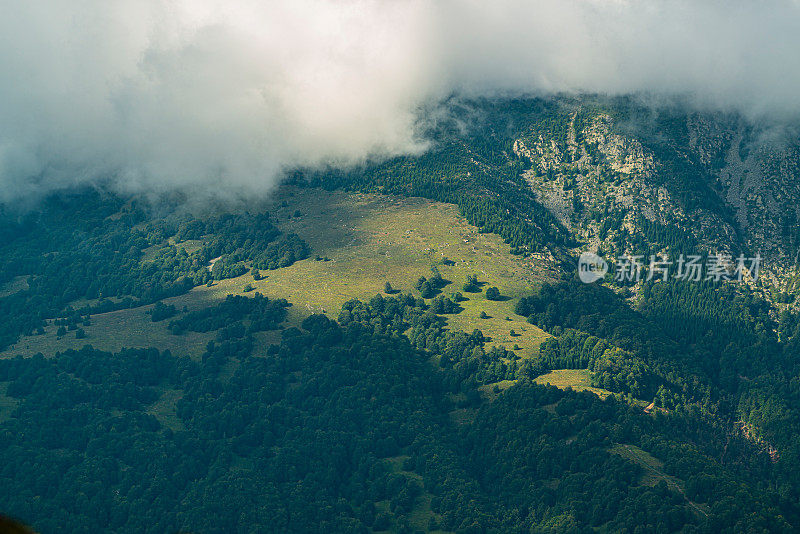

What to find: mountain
left=0, top=97, right=799, bottom=533
left=517, top=98, right=800, bottom=272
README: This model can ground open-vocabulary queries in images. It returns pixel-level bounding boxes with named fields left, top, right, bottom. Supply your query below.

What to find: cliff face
left=510, top=100, right=800, bottom=293
left=714, top=124, right=800, bottom=256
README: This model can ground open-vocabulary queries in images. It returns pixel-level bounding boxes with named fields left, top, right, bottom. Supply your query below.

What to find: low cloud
left=1, top=0, right=799, bottom=202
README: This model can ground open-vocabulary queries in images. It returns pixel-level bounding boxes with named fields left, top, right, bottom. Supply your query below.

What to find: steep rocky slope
left=510, top=98, right=800, bottom=297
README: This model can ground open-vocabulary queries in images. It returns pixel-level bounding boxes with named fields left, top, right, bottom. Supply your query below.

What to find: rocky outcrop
left=515, top=104, right=800, bottom=296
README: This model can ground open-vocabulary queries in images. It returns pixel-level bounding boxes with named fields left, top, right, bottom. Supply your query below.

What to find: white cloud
left=1, top=0, right=799, bottom=201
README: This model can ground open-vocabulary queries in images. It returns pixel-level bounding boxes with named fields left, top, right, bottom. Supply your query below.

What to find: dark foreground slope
left=0, top=294, right=792, bottom=533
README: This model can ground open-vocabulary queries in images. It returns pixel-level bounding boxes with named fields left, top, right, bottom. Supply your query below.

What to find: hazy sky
left=1, top=0, right=799, bottom=201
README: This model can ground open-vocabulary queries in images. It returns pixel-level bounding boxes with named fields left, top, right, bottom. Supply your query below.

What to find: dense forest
left=517, top=277, right=800, bottom=508
left=0, top=290, right=793, bottom=532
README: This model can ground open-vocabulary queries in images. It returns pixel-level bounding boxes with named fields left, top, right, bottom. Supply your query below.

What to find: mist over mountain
left=6, top=4, right=800, bottom=532
left=2, top=0, right=800, bottom=202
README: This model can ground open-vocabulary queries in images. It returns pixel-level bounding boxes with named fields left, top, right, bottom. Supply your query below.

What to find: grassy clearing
left=608, top=443, right=709, bottom=517
left=609, top=443, right=669, bottom=486
left=0, top=275, right=28, bottom=298
left=533, top=369, right=614, bottom=399
left=146, top=387, right=186, bottom=432
left=2, top=188, right=551, bottom=359
left=139, top=244, right=162, bottom=263
left=381, top=455, right=448, bottom=533
left=170, top=238, right=204, bottom=255
left=142, top=239, right=204, bottom=263
left=0, top=382, right=19, bottom=423
left=250, top=188, right=550, bottom=353
left=479, top=379, right=518, bottom=401
left=0, top=302, right=215, bottom=360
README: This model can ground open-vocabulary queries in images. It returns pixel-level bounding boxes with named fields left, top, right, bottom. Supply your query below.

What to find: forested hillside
left=310, top=97, right=800, bottom=282
left=0, top=191, right=308, bottom=351
left=0, top=293, right=793, bottom=532
left=2, top=96, right=800, bottom=533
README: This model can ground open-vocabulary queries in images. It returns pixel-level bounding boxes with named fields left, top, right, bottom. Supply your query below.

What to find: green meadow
left=1, top=188, right=551, bottom=359
left=533, top=369, right=614, bottom=399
